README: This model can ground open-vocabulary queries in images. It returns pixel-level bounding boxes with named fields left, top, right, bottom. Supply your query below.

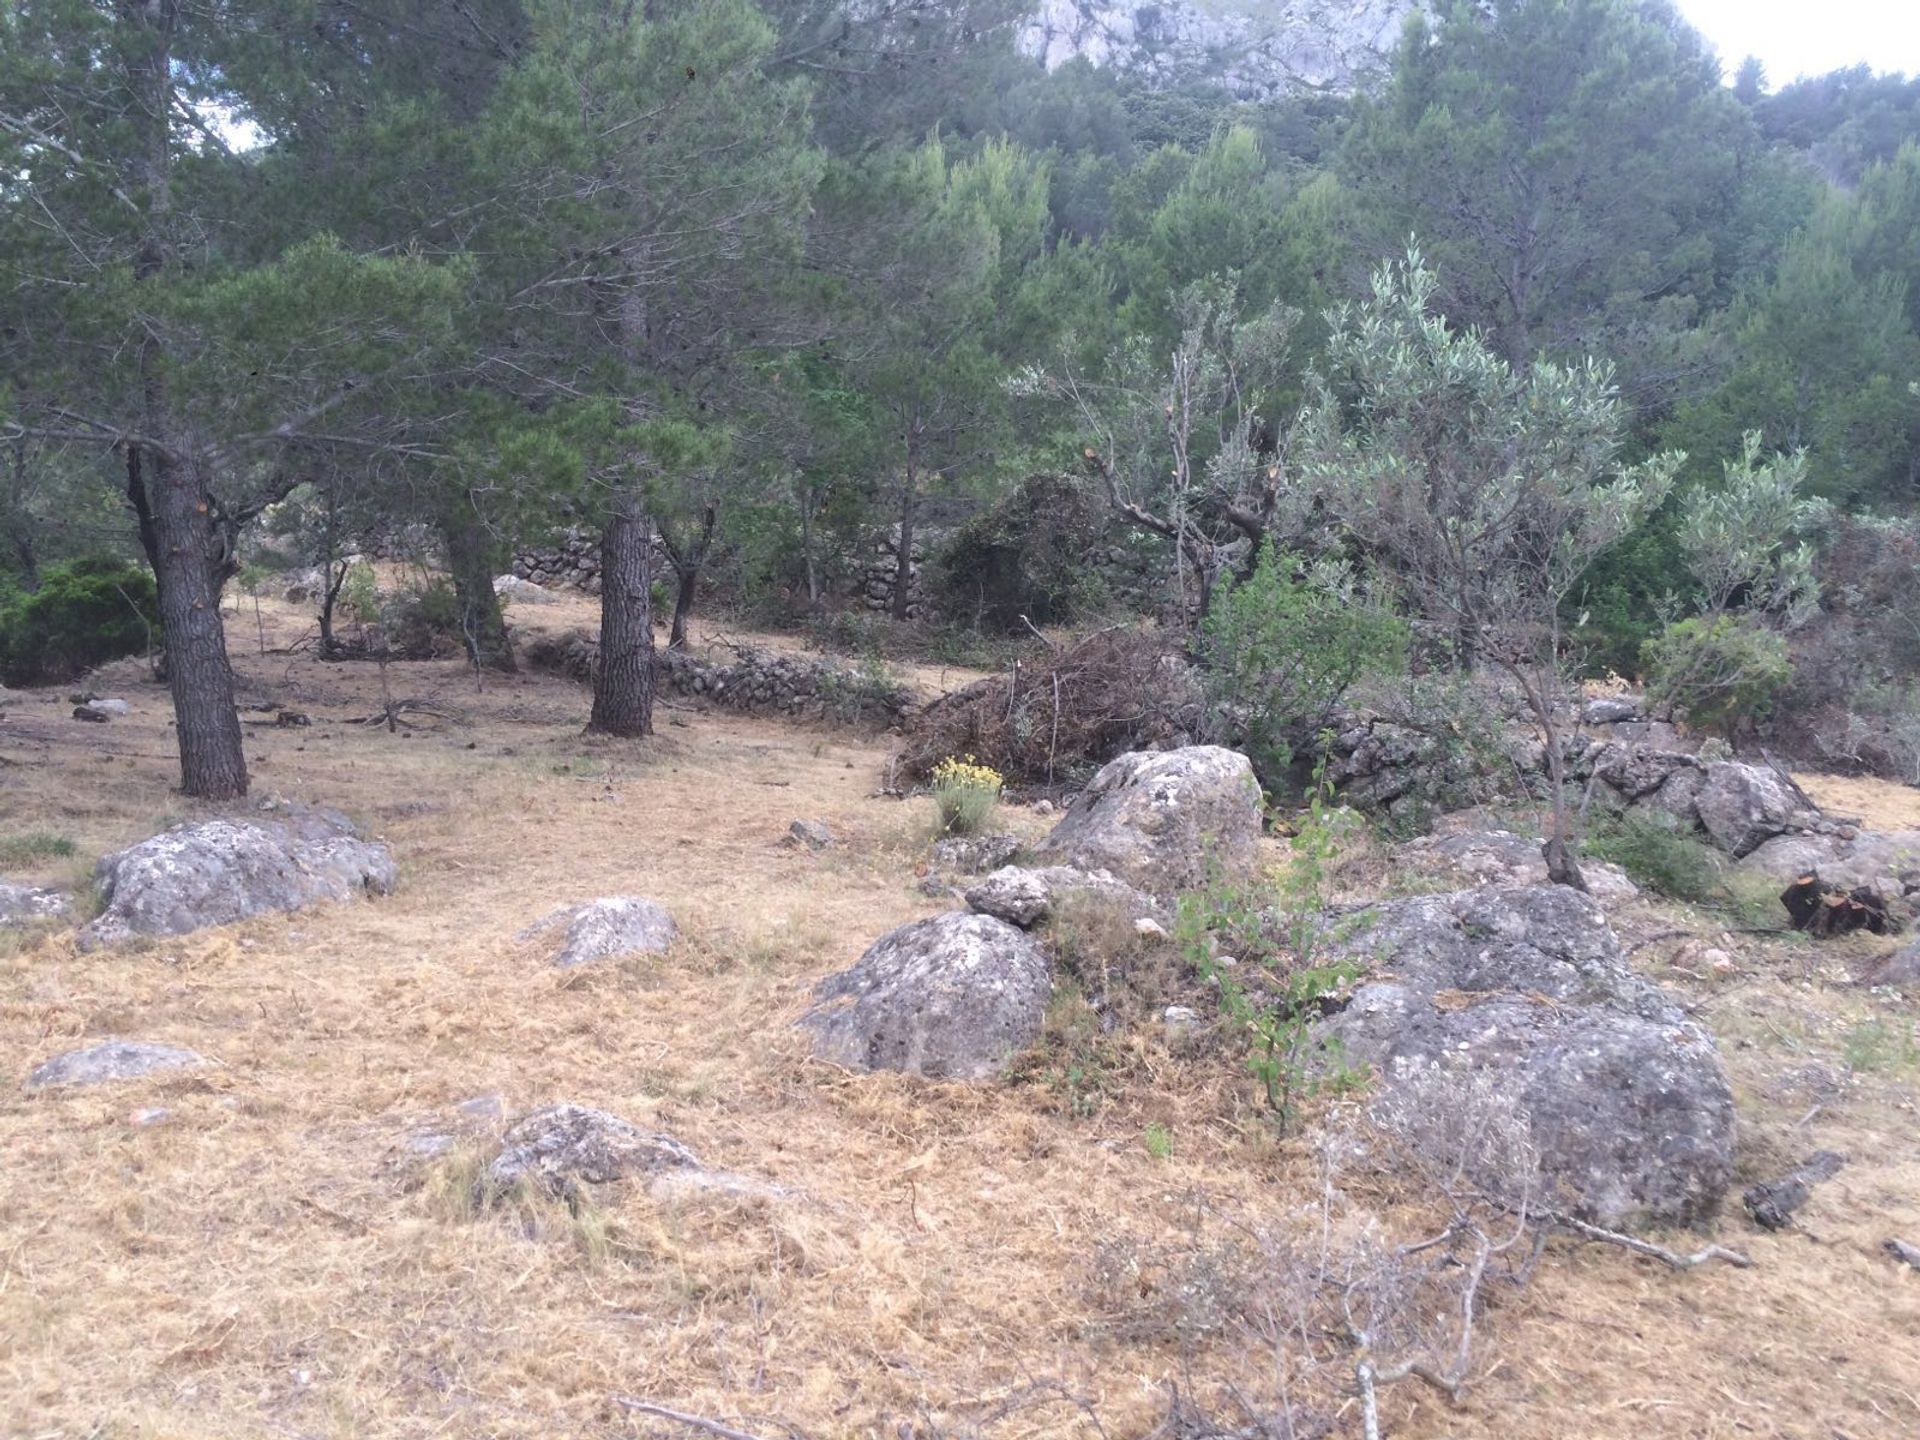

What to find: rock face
left=1315, top=886, right=1736, bottom=1226
left=27, top=1039, right=206, bottom=1090
left=799, top=913, right=1050, bottom=1080
left=0, top=882, right=71, bottom=927
left=1695, top=762, right=1801, bottom=859
left=521, top=896, right=677, bottom=969
left=964, top=864, right=1163, bottom=930
left=1031, top=745, right=1263, bottom=894
left=78, top=805, right=395, bottom=950
left=1020, top=0, right=1418, bottom=98
left=486, top=1103, right=699, bottom=1196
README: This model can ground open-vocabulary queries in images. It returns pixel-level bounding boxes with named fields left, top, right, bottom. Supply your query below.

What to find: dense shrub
left=1584, top=811, right=1726, bottom=905
left=0, top=556, right=159, bottom=686
left=928, top=472, right=1110, bottom=632
left=1200, top=549, right=1406, bottom=782
left=1643, top=614, right=1791, bottom=738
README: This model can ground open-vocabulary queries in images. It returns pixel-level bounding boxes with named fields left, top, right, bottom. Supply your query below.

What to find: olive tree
left=1303, top=251, right=1680, bottom=888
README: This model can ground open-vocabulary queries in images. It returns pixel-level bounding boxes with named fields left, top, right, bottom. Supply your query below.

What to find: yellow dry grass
left=0, top=593, right=1917, bottom=1439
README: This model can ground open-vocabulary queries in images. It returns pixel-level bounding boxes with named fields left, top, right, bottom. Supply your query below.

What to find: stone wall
left=522, top=629, right=912, bottom=728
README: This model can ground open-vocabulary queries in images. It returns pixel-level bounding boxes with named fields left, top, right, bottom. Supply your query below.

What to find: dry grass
left=1792, top=771, right=1920, bottom=832
left=1, top=593, right=1918, bottom=1438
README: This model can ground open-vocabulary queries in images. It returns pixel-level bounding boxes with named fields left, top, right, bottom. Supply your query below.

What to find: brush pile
left=900, top=628, right=1207, bottom=787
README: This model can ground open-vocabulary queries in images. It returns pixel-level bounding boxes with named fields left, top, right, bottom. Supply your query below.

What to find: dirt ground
left=2, top=593, right=1918, bottom=1440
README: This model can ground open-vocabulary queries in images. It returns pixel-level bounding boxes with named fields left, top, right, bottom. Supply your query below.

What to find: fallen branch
left=1550, top=1213, right=1752, bottom=1269
left=611, top=1397, right=779, bottom=1440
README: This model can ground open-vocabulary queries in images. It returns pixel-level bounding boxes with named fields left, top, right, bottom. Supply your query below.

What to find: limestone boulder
left=0, top=882, right=71, bottom=928
left=78, top=804, right=395, bottom=950
left=964, top=864, right=1164, bottom=930
left=486, top=1103, right=699, bottom=1198
left=520, top=896, right=677, bottom=968
left=1399, top=829, right=1639, bottom=904
left=27, top=1039, right=206, bottom=1091
left=1695, top=762, right=1803, bottom=858
left=1315, top=885, right=1736, bottom=1226
left=799, top=912, right=1049, bottom=1080
left=1030, top=745, right=1262, bottom=894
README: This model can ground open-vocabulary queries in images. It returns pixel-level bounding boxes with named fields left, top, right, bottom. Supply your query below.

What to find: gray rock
left=0, top=881, right=72, bottom=927
left=1315, top=886, right=1735, bottom=1226
left=964, top=864, right=1164, bottom=930
left=1861, top=939, right=1920, bottom=988
left=27, top=1039, right=206, bottom=1091
left=1583, top=697, right=1640, bottom=725
left=799, top=912, right=1050, bottom=1080
left=1591, top=744, right=1702, bottom=800
left=78, top=805, right=395, bottom=950
left=73, top=697, right=130, bottom=719
left=1031, top=745, right=1263, bottom=895
left=929, top=831, right=1022, bottom=875
left=492, top=573, right=558, bottom=604
left=1399, top=829, right=1639, bottom=904
left=786, top=819, right=835, bottom=851
left=519, top=896, right=676, bottom=968
left=1696, top=762, right=1801, bottom=858
left=486, top=1103, right=699, bottom=1197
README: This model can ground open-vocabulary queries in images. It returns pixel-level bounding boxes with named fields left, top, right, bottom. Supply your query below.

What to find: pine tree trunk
left=891, top=464, right=917, bottom=623
left=587, top=491, right=654, bottom=737
left=669, top=563, right=699, bottom=650
left=439, top=500, right=515, bottom=672
left=142, top=446, right=250, bottom=799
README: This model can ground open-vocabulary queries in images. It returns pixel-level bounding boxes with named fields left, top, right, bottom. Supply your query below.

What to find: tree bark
left=587, top=489, right=654, bottom=737
left=438, top=498, right=515, bottom=672
left=660, top=500, right=717, bottom=651
left=891, top=459, right=918, bottom=622
left=142, top=444, right=250, bottom=799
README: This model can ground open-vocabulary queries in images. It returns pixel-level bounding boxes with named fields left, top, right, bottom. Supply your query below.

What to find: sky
left=1677, top=1, right=1920, bottom=86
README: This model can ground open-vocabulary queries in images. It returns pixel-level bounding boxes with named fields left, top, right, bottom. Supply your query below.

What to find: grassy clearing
left=0, top=831, right=77, bottom=869
left=0, top=591, right=1917, bottom=1437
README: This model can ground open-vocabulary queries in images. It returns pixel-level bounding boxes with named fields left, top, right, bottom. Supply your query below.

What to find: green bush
left=1200, top=548, right=1406, bottom=783
left=1584, top=811, right=1726, bottom=905
left=1643, top=614, right=1791, bottom=738
left=0, top=557, right=160, bottom=686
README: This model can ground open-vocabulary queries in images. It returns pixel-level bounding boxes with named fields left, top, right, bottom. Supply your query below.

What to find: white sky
left=1677, top=1, right=1920, bottom=86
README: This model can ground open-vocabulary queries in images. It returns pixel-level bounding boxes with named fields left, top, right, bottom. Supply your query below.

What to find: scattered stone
left=78, top=804, right=395, bottom=950
left=1583, top=697, right=1640, bottom=725
left=456, top=1092, right=506, bottom=1122
left=1742, top=1150, right=1844, bottom=1231
left=1696, top=762, right=1802, bottom=858
left=1315, top=885, right=1736, bottom=1226
left=129, top=1107, right=171, bottom=1127
left=1887, top=1238, right=1920, bottom=1270
left=1399, top=828, right=1639, bottom=904
left=486, top=1103, right=699, bottom=1198
left=1033, top=799, right=1056, bottom=816
left=1162, top=1005, right=1200, bottom=1046
left=492, top=573, right=559, bottom=603
left=798, top=912, right=1050, bottom=1080
left=27, top=1039, right=206, bottom=1091
left=519, top=896, right=677, bottom=969
left=1860, top=939, right=1920, bottom=988
left=0, top=882, right=71, bottom=927
left=1134, top=916, right=1169, bottom=939
left=71, top=704, right=109, bottom=723
left=963, top=864, right=1163, bottom=930
left=929, top=831, right=1021, bottom=876
left=786, top=819, right=835, bottom=851
left=1030, top=745, right=1263, bottom=895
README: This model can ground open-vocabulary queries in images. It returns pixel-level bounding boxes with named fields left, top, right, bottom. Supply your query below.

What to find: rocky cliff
left=1017, top=0, right=1418, bottom=97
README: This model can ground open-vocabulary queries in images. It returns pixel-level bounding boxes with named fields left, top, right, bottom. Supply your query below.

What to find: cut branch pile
left=899, top=627, right=1208, bottom=787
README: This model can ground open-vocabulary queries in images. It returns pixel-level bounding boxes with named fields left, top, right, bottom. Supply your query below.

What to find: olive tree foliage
left=1644, top=436, right=1826, bottom=733
left=1017, top=278, right=1305, bottom=620
left=1302, top=251, right=1680, bottom=888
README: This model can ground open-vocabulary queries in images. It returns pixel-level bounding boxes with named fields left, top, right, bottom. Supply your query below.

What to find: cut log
left=1782, top=874, right=1901, bottom=938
